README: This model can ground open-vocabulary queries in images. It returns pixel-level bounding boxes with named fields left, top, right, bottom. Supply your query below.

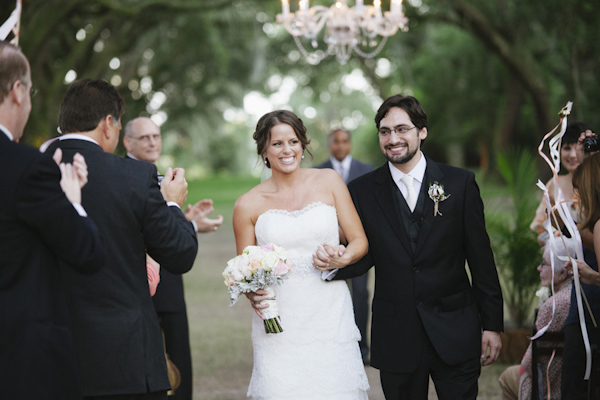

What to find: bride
left=233, top=110, right=370, bottom=399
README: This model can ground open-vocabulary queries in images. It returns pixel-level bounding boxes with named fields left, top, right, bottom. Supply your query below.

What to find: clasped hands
left=312, top=243, right=349, bottom=271
left=246, top=243, right=348, bottom=319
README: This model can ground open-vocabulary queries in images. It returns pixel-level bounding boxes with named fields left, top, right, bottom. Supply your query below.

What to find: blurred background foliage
left=2, top=0, right=599, bottom=178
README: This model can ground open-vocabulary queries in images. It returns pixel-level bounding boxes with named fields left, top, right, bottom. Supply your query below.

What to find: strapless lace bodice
left=255, top=202, right=339, bottom=277
left=247, top=202, right=369, bottom=400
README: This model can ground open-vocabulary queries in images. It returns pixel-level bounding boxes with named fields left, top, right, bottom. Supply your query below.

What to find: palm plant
left=486, top=148, right=542, bottom=328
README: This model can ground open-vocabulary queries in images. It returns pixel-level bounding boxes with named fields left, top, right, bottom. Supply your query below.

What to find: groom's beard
left=383, top=143, right=419, bottom=165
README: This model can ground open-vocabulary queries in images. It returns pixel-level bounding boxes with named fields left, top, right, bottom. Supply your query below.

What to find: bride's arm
left=233, top=195, right=269, bottom=317
left=314, top=170, right=368, bottom=270
left=232, top=195, right=257, bottom=254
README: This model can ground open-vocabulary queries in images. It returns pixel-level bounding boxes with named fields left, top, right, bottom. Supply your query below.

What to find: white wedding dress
left=248, top=202, right=369, bottom=400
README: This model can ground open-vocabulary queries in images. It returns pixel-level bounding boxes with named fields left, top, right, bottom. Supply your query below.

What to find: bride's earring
left=301, top=152, right=305, bottom=159
left=264, top=158, right=270, bottom=168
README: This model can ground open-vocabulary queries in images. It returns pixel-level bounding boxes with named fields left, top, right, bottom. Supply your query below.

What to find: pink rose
left=261, top=244, right=274, bottom=252
left=273, top=259, right=290, bottom=276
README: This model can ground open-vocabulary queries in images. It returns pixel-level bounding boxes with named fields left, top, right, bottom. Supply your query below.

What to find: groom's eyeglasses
left=377, top=125, right=417, bottom=137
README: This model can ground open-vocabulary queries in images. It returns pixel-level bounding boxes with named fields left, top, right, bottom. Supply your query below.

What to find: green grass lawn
left=182, top=175, right=511, bottom=399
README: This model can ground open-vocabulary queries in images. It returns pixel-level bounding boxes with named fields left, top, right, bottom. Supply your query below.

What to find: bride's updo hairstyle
left=253, top=110, right=312, bottom=168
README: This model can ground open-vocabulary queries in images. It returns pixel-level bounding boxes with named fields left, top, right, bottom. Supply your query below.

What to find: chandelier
left=276, top=0, right=408, bottom=64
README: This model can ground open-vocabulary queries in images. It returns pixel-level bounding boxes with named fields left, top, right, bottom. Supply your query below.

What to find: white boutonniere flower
left=428, top=182, right=450, bottom=216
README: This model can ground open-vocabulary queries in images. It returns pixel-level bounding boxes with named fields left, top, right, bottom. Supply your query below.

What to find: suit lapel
left=414, top=157, right=445, bottom=255
left=374, top=166, right=413, bottom=255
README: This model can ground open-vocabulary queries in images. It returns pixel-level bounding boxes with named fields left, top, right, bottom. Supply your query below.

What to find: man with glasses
left=0, top=41, right=105, bottom=398
left=123, top=117, right=223, bottom=400
left=317, top=94, right=503, bottom=399
left=124, top=117, right=162, bottom=163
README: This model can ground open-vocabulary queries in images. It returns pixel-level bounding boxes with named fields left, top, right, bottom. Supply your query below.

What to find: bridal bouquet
left=223, top=244, right=294, bottom=334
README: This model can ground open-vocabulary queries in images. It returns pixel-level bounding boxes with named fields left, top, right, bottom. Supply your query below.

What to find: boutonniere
left=428, top=182, right=450, bottom=216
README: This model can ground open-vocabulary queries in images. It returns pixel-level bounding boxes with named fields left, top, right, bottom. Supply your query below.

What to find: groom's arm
left=463, top=172, right=504, bottom=333
left=331, top=252, right=373, bottom=280
left=332, top=179, right=374, bottom=280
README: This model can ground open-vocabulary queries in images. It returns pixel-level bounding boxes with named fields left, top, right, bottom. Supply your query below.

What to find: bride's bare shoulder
left=234, top=182, right=270, bottom=219
left=308, top=167, right=344, bottom=186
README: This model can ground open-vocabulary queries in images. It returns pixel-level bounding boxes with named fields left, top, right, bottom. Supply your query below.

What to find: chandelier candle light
left=277, top=0, right=408, bottom=64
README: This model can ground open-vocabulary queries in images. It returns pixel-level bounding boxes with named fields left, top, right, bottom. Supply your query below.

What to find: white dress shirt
left=0, top=123, right=14, bottom=141
left=388, top=151, right=427, bottom=203
left=330, top=155, right=353, bottom=183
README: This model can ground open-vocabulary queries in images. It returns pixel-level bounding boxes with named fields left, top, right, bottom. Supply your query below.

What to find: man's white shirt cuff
left=321, top=269, right=338, bottom=281
left=167, top=201, right=180, bottom=209
left=72, top=203, right=87, bottom=217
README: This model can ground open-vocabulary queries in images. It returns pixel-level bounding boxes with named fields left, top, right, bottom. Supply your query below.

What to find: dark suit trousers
left=158, top=311, right=192, bottom=400
left=351, top=273, right=370, bottom=358
left=380, top=324, right=480, bottom=400
left=85, top=391, right=167, bottom=400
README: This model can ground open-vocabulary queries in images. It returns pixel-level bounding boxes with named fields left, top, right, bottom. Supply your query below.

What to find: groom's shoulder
left=348, top=165, right=382, bottom=189
left=429, top=158, right=475, bottom=181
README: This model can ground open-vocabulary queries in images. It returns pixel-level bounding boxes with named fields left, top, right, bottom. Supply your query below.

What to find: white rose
left=262, top=251, right=280, bottom=272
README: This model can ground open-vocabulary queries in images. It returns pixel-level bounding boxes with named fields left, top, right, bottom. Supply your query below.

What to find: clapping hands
left=52, top=148, right=87, bottom=204
left=184, top=198, right=224, bottom=232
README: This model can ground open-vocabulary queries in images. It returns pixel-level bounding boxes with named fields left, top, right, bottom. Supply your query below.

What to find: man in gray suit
left=316, top=128, right=373, bottom=364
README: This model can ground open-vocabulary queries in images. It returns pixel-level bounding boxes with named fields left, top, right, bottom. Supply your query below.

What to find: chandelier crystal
left=276, top=0, right=408, bottom=64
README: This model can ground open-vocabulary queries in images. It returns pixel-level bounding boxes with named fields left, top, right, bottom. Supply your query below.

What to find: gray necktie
left=339, top=164, right=348, bottom=183
left=400, top=174, right=417, bottom=212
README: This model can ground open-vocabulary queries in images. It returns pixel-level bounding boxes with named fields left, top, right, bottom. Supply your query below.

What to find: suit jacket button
left=416, top=300, right=422, bottom=306
left=413, top=267, right=419, bottom=272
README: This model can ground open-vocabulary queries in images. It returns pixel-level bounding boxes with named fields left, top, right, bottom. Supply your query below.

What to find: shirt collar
left=58, top=133, right=100, bottom=146
left=388, top=151, right=427, bottom=185
left=330, top=155, right=352, bottom=171
left=126, top=152, right=140, bottom=160
left=0, top=123, right=14, bottom=141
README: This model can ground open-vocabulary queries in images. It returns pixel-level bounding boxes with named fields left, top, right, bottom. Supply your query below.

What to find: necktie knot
left=400, top=174, right=417, bottom=212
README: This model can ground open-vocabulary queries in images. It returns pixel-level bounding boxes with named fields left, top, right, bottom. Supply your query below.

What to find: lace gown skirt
left=248, top=203, right=369, bottom=400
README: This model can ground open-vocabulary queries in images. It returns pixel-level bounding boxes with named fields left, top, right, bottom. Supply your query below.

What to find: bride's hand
left=245, top=289, right=270, bottom=319
left=313, top=243, right=347, bottom=271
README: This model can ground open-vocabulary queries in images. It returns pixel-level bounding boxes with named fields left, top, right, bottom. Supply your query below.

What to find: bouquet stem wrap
left=260, top=285, right=283, bottom=334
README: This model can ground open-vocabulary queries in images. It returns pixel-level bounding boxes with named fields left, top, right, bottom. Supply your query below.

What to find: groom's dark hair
left=375, top=94, right=428, bottom=145
left=253, top=110, right=312, bottom=168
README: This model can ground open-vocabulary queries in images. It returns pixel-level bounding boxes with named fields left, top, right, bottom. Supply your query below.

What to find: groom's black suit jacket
left=336, top=157, right=503, bottom=373
left=47, top=139, right=198, bottom=396
left=0, top=132, right=104, bottom=399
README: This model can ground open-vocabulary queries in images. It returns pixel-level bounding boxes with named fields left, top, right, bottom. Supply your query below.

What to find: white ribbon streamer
left=0, top=1, right=21, bottom=44
left=533, top=102, right=591, bottom=379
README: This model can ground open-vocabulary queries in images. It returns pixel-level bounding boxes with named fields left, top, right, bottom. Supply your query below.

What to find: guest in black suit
left=123, top=117, right=223, bottom=400
left=314, top=94, right=503, bottom=399
left=46, top=79, right=199, bottom=400
left=0, top=42, right=104, bottom=399
left=315, top=128, right=373, bottom=364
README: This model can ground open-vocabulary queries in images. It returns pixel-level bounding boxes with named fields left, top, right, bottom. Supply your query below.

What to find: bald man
left=124, top=117, right=162, bottom=163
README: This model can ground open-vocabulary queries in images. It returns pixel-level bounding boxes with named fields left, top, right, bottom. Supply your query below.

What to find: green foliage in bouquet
left=486, top=148, right=542, bottom=328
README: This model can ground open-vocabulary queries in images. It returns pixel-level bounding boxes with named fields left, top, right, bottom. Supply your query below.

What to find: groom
left=319, top=94, right=503, bottom=399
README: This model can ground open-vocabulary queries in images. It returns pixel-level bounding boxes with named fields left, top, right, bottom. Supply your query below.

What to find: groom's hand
left=481, top=330, right=502, bottom=366
left=313, top=244, right=346, bottom=270
left=245, top=289, right=270, bottom=319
